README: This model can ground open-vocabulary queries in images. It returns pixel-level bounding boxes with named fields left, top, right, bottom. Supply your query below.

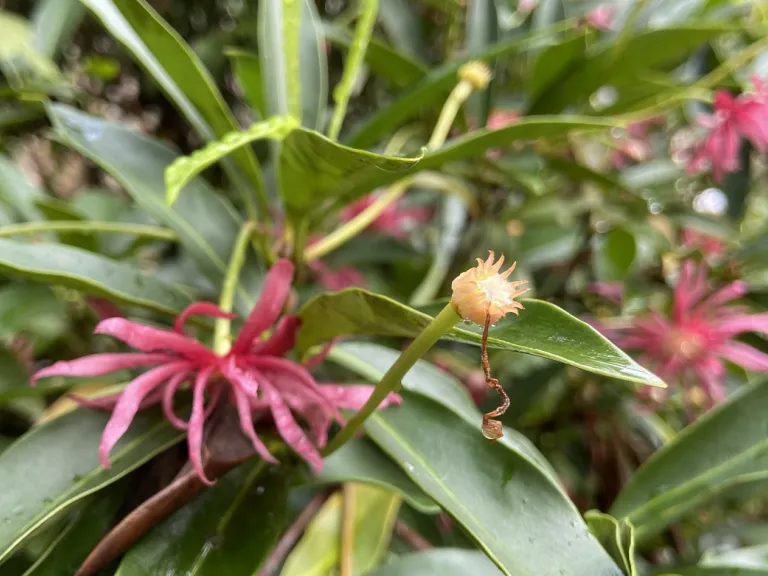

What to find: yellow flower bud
left=451, top=251, right=529, bottom=325
left=457, top=60, right=492, bottom=91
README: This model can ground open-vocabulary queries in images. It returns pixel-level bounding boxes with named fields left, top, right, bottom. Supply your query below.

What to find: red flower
left=584, top=4, right=615, bottom=30
left=598, top=261, right=768, bottom=409
left=681, top=228, right=725, bottom=259
left=485, top=109, right=521, bottom=159
left=33, top=260, right=400, bottom=483
left=339, top=194, right=431, bottom=239
left=308, top=260, right=367, bottom=291
left=687, top=78, right=768, bottom=181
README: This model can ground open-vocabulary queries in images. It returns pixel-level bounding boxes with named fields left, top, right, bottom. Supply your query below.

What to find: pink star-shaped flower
left=339, top=195, right=431, bottom=239
left=33, top=260, right=400, bottom=483
left=597, top=260, right=768, bottom=409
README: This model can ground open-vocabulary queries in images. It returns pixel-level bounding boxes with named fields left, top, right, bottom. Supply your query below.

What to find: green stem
left=695, top=35, right=768, bottom=90
left=214, top=221, right=256, bottom=356
left=304, top=179, right=410, bottom=262
left=322, top=303, right=461, bottom=456
left=306, top=76, right=478, bottom=262
left=0, top=221, right=178, bottom=240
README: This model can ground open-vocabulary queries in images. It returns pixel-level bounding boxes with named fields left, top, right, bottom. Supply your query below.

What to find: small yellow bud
left=451, top=251, right=529, bottom=325
left=458, top=60, right=492, bottom=91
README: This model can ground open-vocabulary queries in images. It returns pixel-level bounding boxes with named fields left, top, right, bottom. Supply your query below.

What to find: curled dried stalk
left=480, top=310, right=509, bottom=441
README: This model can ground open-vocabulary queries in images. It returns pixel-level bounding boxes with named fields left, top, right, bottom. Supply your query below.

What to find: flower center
left=477, top=275, right=513, bottom=307
left=663, top=328, right=705, bottom=361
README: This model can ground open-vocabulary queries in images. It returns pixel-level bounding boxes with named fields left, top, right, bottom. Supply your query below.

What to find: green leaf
left=165, top=116, right=298, bottom=206
left=0, top=10, right=71, bottom=97
left=322, top=23, right=426, bottom=88
left=0, top=283, right=67, bottom=342
left=314, top=438, right=439, bottom=514
left=327, top=0, right=378, bottom=141
left=377, top=0, right=427, bottom=61
left=594, top=227, right=637, bottom=282
left=527, top=33, right=588, bottom=102
left=0, top=239, right=193, bottom=316
left=48, top=103, right=263, bottom=313
left=299, top=290, right=664, bottom=386
left=343, top=30, right=586, bottom=149
left=0, top=154, right=45, bottom=223
left=0, top=408, right=183, bottom=564
left=280, top=484, right=401, bottom=576
left=80, top=0, right=265, bottom=204
left=585, top=511, right=637, bottom=576
left=22, top=484, right=125, bottom=576
left=116, top=462, right=288, bottom=576
left=164, top=119, right=422, bottom=219
left=330, top=341, right=560, bottom=482
left=610, top=378, right=768, bottom=544
left=345, top=378, right=621, bottom=574
left=369, top=549, right=501, bottom=576
left=528, top=25, right=731, bottom=113
left=417, top=117, right=619, bottom=170
left=225, top=48, right=266, bottom=118
left=258, top=0, right=328, bottom=130
left=31, top=0, right=84, bottom=58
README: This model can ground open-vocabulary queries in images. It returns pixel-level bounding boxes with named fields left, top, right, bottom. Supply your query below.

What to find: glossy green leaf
left=0, top=345, right=33, bottom=407
left=417, top=117, right=618, bottom=170
left=610, top=378, right=768, bottom=544
left=258, top=0, right=327, bottom=130
left=322, top=23, right=426, bottom=88
left=0, top=10, right=71, bottom=97
left=164, top=118, right=422, bottom=219
left=22, top=484, right=125, bottom=576
left=527, top=33, right=587, bottom=102
left=377, top=0, right=427, bottom=61
left=327, top=0, right=378, bottom=141
left=0, top=284, right=67, bottom=341
left=299, top=290, right=664, bottom=386
left=335, top=347, right=621, bottom=575
left=656, top=567, right=768, bottom=576
left=330, top=341, right=560, bottom=482
left=585, top=511, right=637, bottom=576
left=31, top=0, right=84, bottom=58
left=80, top=0, right=265, bottom=203
left=529, top=25, right=731, bottom=113
left=594, top=227, right=637, bottom=282
left=165, top=116, right=297, bottom=206
left=0, top=155, right=45, bottom=223
left=343, top=31, right=592, bottom=149
left=0, top=239, right=193, bottom=316
left=280, top=484, right=401, bottom=576
left=117, top=463, right=288, bottom=576
left=48, top=103, right=263, bottom=313
left=225, top=48, right=266, bottom=118
left=0, top=408, right=183, bottom=564
left=314, top=438, right=439, bottom=514
left=369, top=549, right=501, bottom=576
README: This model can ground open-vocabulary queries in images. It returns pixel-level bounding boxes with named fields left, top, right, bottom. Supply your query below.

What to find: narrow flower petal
left=319, top=384, right=402, bottom=410
left=303, top=340, right=335, bottom=369
left=713, top=312, right=768, bottom=337
left=73, top=389, right=165, bottom=411
left=718, top=341, right=768, bottom=371
left=187, top=366, right=215, bottom=485
left=32, top=353, right=174, bottom=384
left=693, top=359, right=726, bottom=406
left=162, top=372, right=190, bottom=429
left=249, top=356, right=342, bottom=421
left=222, top=357, right=259, bottom=396
left=259, top=378, right=324, bottom=472
left=232, top=260, right=295, bottom=354
left=96, top=318, right=216, bottom=362
left=230, top=383, right=279, bottom=464
left=697, top=280, right=747, bottom=311
left=174, top=302, right=236, bottom=334
left=98, top=362, right=187, bottom=468
left=250, top=315, right=300, bottom=357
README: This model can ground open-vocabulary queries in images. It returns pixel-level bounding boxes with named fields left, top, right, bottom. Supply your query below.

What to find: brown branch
left=257, top=492, right=329, bottom=576
left=481, top=310, right=510, bottom=441
left=395, top=520, right=432, bottom=551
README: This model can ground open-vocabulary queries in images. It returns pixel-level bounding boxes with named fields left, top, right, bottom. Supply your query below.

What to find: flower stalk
left=322, top=303, right=461, bottom=456
left=305, top=61, right=492, bottom=263
left=214, top=221, right=256, bottom=356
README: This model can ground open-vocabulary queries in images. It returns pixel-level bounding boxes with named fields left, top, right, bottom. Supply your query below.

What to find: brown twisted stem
left=481, top=310, right=509, bottom=441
